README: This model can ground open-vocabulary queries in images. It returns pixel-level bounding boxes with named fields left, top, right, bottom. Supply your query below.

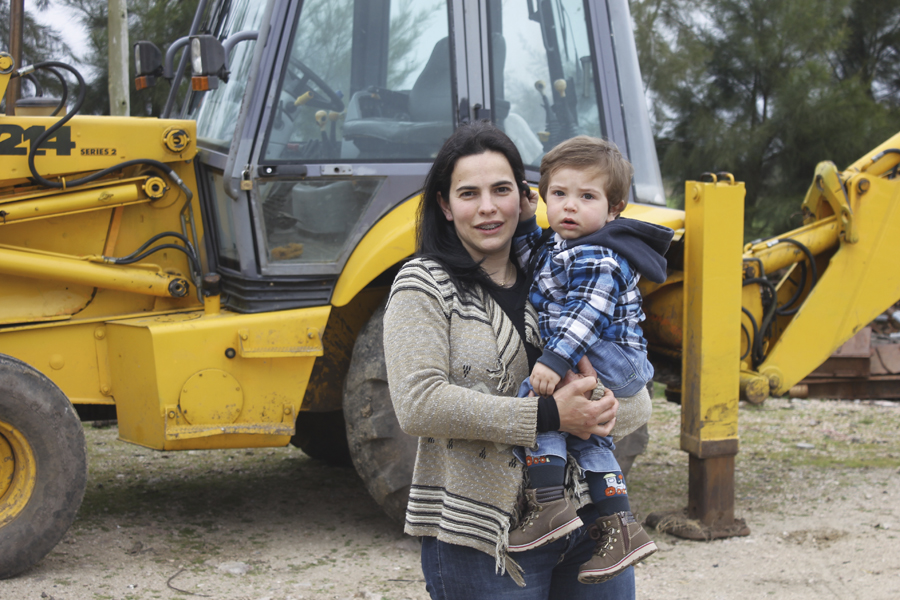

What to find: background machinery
left=1, top=0, right=898, bottom=578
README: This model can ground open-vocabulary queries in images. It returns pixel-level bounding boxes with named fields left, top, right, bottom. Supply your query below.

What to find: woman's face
left=438, top=151, right=521, bottom=264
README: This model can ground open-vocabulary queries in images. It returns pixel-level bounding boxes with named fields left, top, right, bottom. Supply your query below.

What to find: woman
left=383, top=121, right=636, bottom=599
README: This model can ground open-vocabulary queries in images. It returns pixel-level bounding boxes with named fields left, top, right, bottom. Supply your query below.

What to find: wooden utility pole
left=108, top=0, right=130, bottom=116
left=5, top=0, right=25, bottom=115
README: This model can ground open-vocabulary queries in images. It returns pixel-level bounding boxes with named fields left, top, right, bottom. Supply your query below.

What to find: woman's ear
left=438, top=192, right=454, bottom=222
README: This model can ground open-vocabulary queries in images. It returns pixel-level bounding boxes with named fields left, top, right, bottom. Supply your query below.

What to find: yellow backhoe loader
left=1, top=0, right=898, bottom=578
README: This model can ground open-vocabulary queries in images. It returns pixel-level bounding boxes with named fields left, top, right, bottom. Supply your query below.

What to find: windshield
left=608, top=0, right=665, bottom=205
left=489, top=0, right=604, bottom=167
left=488, top=0, right=665, bottom=205
left=192, top=0, right=267, bottom=150
left=262, top=0, right=453, bottom=162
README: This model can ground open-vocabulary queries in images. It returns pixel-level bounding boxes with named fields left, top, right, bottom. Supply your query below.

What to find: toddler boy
left=509, top=136, right=673, bottom=584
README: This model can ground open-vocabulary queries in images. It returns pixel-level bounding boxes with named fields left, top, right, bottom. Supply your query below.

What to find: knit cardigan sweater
left=383, top=258, right=650, bottom=583
left=383, top=258, right=541, bottom=581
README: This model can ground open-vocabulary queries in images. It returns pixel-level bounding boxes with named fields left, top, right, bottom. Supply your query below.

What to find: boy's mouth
left=560, top=218, right=578, bottom=226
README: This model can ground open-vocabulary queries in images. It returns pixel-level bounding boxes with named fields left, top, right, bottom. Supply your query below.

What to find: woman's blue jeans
left=420, top=521, right=635, bottom=599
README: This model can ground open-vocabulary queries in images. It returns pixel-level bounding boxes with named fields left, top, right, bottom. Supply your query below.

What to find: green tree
left=0, top=0, right=69, bottom=112
left=631, top=0, right=900, bottom=239
left=60, top=0, right=201, bottom=116
left=832, top=0, right=900, bottom=105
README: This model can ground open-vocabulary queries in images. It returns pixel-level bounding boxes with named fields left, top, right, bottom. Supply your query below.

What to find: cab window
left=193, top=0, right=267, bottom=150
left=262, top=0, right=454, bottom=163
left=488, top=0, right=604, bottom=168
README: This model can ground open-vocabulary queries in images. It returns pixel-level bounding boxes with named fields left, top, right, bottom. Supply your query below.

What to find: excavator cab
left=186, top=0, right=666, bottom=312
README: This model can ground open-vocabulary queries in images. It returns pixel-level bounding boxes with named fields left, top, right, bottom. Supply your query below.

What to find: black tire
left=0, top=354, right=87, bottom=579
left=343, top=301, right=417, bottom=523
left=290, top=410, right=353, bottom=466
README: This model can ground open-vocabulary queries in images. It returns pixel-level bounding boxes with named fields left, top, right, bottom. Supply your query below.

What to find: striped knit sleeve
left=384, top=261, right=538, bottom=447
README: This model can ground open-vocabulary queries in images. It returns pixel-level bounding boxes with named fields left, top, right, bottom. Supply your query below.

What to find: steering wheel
left=286, top=57, right=345, bottom=113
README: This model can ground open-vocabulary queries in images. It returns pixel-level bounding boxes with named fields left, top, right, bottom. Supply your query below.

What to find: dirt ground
left=1, top=394, right=898, bottom=600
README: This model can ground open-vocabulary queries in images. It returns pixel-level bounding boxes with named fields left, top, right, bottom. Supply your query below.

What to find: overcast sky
left=26, top=0, right=90, bottom=61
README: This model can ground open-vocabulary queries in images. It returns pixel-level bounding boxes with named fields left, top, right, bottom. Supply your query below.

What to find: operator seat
left=342, top=37, right=454, bottom=158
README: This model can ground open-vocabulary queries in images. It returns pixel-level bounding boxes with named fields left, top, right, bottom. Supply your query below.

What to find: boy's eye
left=583, top=193, right=594, bottom=200
left=552, top=190, right=565, bottom=196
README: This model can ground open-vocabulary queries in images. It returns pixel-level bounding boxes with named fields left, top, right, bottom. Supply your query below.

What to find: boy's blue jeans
left=514, top=378, right=620, bottom=473
left=516, top=340, right=652, bottom=473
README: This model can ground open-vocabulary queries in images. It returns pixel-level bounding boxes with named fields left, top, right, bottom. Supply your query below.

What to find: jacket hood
left=566, top=217, right=674, bottom=283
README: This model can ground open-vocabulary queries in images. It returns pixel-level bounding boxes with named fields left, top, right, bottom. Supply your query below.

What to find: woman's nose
left=478, top=194, right=497, bottom=213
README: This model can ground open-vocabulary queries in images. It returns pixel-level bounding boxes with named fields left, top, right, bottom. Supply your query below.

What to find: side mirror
left=189, top=35, right=228, bottom=91
left=133, top=41, right=163, bottom=90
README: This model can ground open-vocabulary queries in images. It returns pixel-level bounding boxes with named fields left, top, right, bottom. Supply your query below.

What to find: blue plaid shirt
left=513, top=220, right=647, bottom=377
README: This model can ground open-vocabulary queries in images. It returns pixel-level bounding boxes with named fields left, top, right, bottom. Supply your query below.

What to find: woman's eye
left=496, top=186, right=512, bottom=194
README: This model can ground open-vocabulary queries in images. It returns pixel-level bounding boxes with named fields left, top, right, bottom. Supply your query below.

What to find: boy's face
left=545, top=167, right=620, bottom=240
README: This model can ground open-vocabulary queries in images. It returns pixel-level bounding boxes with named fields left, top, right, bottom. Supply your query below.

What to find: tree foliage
left=0, top=0, right=69, bottom=112
left=59, top=0, right=201, bottom=116
left=631, top=0, right=900, bottom=238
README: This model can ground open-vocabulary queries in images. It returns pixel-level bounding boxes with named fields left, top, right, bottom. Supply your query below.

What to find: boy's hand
left=560, top=355, right=597, bottom=400
left=531, top=363, right=561, bottom=396
left=519, top=181, right=538, bottom=222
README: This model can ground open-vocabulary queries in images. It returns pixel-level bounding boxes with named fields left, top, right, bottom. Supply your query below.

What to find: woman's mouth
left=476, top=222, right=503, bottom=231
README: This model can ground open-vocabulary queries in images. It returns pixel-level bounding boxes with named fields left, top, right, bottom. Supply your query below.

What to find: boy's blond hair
left=539, top=136, right=634, bottom=214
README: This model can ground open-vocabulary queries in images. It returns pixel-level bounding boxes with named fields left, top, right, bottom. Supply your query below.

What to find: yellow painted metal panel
left=760, top=170, right=900, bottom=393
left=620, top=203, right=685, bottom=230
left=0, top=323, right=112, bottom=404
left=0, top=162, right=203, bottom=326
left=237, top=325, right=324, bottom=357
left=681, top=180, right=745, bottom=454
left=106, top=306, right=331, bottom=450
left=332, top=196, right=420, bottom=307
left=2, top=116, right=196, bottom=182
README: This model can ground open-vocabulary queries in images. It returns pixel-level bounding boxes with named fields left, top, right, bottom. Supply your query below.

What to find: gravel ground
left=1, top=394, right=898, bottom=600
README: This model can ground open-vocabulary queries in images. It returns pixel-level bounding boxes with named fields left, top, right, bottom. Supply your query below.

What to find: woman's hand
left=558, top=355, right=597, bottom=399
left=519, top=181, right=538, bottom=222
left=553, top=377, right=618, bottom=440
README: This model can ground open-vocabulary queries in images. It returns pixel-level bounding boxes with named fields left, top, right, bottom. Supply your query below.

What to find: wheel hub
left=0, top=419, right=36, bottom=526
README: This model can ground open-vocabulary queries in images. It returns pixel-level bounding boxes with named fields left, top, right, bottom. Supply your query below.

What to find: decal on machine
left=79, top=148, right=117, bottom=156
left=0, top=124, right=77, bottom=156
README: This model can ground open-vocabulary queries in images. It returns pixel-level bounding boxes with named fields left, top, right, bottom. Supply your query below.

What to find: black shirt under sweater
left=483, top=268, right=559, bottom=432
left=483, top=266, right=541, bottom=371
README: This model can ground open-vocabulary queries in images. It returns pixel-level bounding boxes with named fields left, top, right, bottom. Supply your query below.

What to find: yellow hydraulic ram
left=0, top=178, right=165, bottom=225
left=0, top=245, right=190, bottom=298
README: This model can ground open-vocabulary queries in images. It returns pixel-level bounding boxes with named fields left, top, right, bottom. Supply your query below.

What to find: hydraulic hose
left=42, top=66, right=69, bottom=116
left=18, top=61, right=193, bottom=202
left=106, top=231, right=200, bottom=278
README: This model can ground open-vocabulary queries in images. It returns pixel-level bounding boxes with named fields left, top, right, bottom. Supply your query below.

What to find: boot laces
left=590, top=523, right=620, bottom=557
left=518, top=502, right=544, bottom=531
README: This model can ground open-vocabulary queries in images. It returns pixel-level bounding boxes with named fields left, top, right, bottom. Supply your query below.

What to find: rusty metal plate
left=873, top=344, right=900, bottom=375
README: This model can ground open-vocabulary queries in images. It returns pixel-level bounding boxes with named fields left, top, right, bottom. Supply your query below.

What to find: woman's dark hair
left=417, top=120, right=528, bottom=297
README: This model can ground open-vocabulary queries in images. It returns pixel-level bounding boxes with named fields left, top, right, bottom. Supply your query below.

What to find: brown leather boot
left=508, top=487, right=583, bottom=552
left=577, top=511, right=657, bottom=583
